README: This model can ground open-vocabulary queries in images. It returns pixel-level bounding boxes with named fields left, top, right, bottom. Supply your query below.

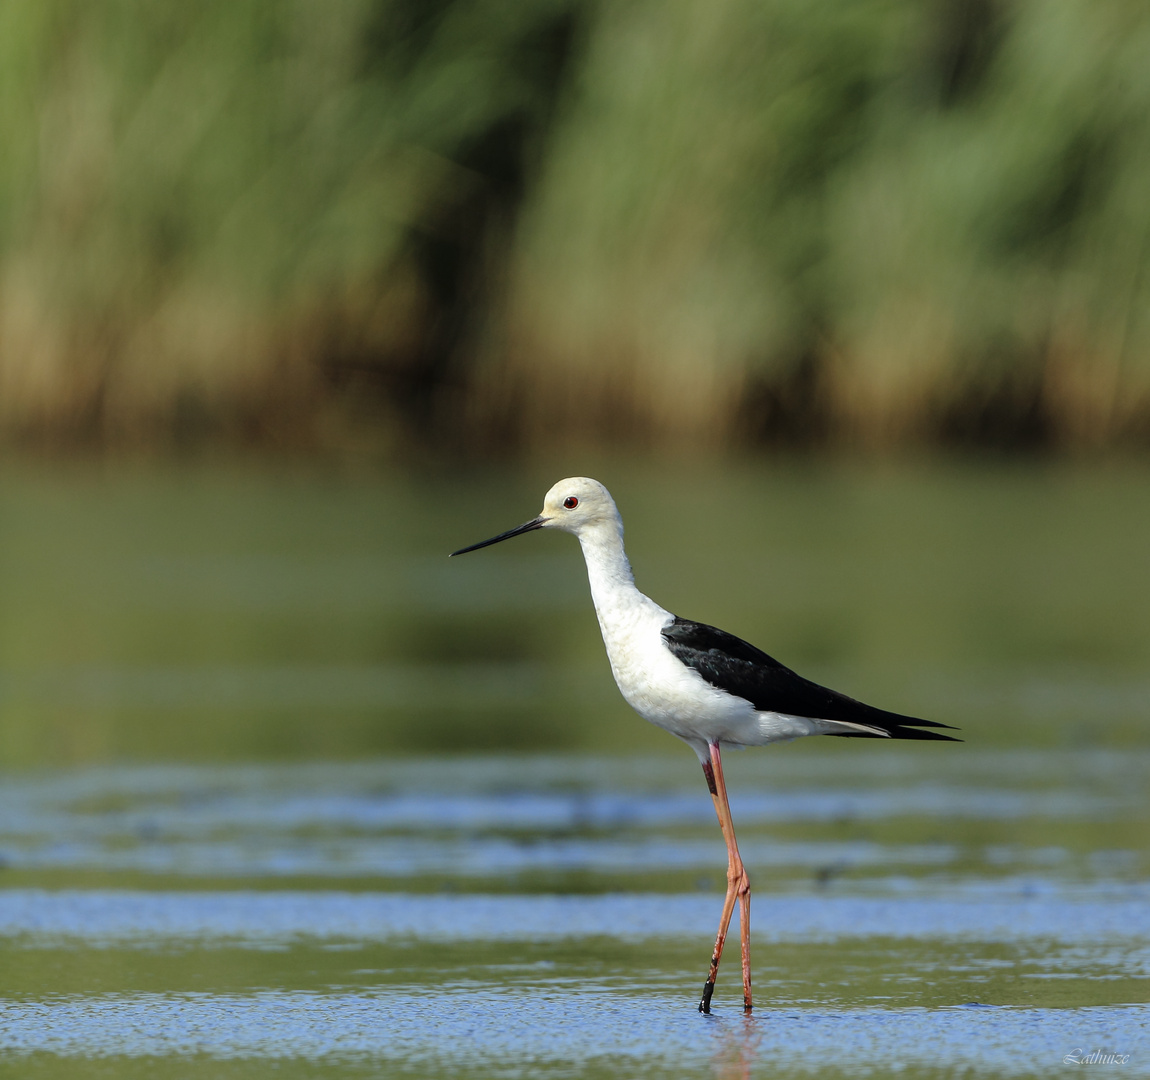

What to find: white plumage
left=452, top=475, right=957, bottom=1014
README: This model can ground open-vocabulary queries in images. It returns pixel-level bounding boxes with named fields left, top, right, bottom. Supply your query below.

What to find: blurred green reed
left=0, top=0, right=578, bottom=445
left=0, top=0, right=1148, bottom=451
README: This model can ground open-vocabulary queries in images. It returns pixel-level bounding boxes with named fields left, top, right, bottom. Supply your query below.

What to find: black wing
left=661, top=617, right=960, bottom=741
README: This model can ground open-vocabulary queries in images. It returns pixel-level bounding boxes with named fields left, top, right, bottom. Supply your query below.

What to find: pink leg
left=699, top=741, right=752, bottom=1014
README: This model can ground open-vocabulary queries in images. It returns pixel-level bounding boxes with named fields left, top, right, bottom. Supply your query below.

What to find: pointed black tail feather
left=659, top=617, right=963, bottom=742
left=828, top=720, right=963, bottom=742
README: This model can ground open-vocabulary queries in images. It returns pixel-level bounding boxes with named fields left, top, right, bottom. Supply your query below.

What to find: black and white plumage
left=452, top=476, right=958, bottom=1014
left=660, top=616, right=957, bottom=743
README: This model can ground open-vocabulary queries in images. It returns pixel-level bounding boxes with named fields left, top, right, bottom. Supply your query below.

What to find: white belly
left=575, top=528, right=825, bottom=759
left=591, top=591, right=815, bottom=753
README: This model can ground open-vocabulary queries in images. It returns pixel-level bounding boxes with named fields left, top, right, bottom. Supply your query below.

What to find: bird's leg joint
left=727, top=862, right=749, bottom=890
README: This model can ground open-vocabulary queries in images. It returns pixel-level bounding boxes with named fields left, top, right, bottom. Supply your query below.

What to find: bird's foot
left=698, top=980, right=715, bottom=1014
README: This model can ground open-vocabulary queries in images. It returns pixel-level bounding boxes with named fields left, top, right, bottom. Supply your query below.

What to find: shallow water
left=0, top=460, right=1148, bottom=1076
left=1, top=748, right=1147, bottom=1077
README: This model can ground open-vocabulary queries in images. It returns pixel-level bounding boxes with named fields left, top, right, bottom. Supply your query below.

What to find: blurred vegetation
left=1, top=0, right=1148, bottom=453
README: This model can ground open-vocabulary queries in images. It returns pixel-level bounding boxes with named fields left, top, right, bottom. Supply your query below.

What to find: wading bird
left=451, top=477, right=958, bottom=1013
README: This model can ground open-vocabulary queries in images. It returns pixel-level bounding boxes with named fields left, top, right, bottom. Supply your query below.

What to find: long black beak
left=450, top=516, right=547, bottom=556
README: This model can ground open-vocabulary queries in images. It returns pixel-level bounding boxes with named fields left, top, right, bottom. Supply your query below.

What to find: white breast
left=590, top=583, right=764, bottom=746
left=574, top=516, right=820, bottom=757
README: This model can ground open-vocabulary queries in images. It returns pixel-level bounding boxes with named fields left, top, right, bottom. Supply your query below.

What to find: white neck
left=576, top=518, right=650, bottom=625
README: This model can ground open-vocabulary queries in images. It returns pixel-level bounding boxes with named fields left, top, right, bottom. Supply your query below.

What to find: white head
left=451, top=476, right=621, bottom=555
left=539, top=477, right=620, bottom=535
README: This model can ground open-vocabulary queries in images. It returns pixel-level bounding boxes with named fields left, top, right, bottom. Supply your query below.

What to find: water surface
left=0, top=460, right=1147, bottom=1077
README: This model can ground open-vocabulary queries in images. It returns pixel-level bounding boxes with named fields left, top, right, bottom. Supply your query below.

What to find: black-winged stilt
left=451, top=477, right=959, bottom=1014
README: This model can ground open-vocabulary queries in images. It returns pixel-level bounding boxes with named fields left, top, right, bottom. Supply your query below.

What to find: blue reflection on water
left=1, top=889, right=1148, bottom=946
left=0, top=990, right=1146, bottom=1075
left=0, top=751, right=1144, bottom=881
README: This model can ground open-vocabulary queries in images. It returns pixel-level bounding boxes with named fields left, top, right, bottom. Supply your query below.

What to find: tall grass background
left=1, top=0, right=1148, bottom=453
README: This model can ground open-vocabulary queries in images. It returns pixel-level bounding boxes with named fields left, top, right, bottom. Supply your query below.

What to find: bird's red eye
left=563, top=496, right=578, bottom=509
